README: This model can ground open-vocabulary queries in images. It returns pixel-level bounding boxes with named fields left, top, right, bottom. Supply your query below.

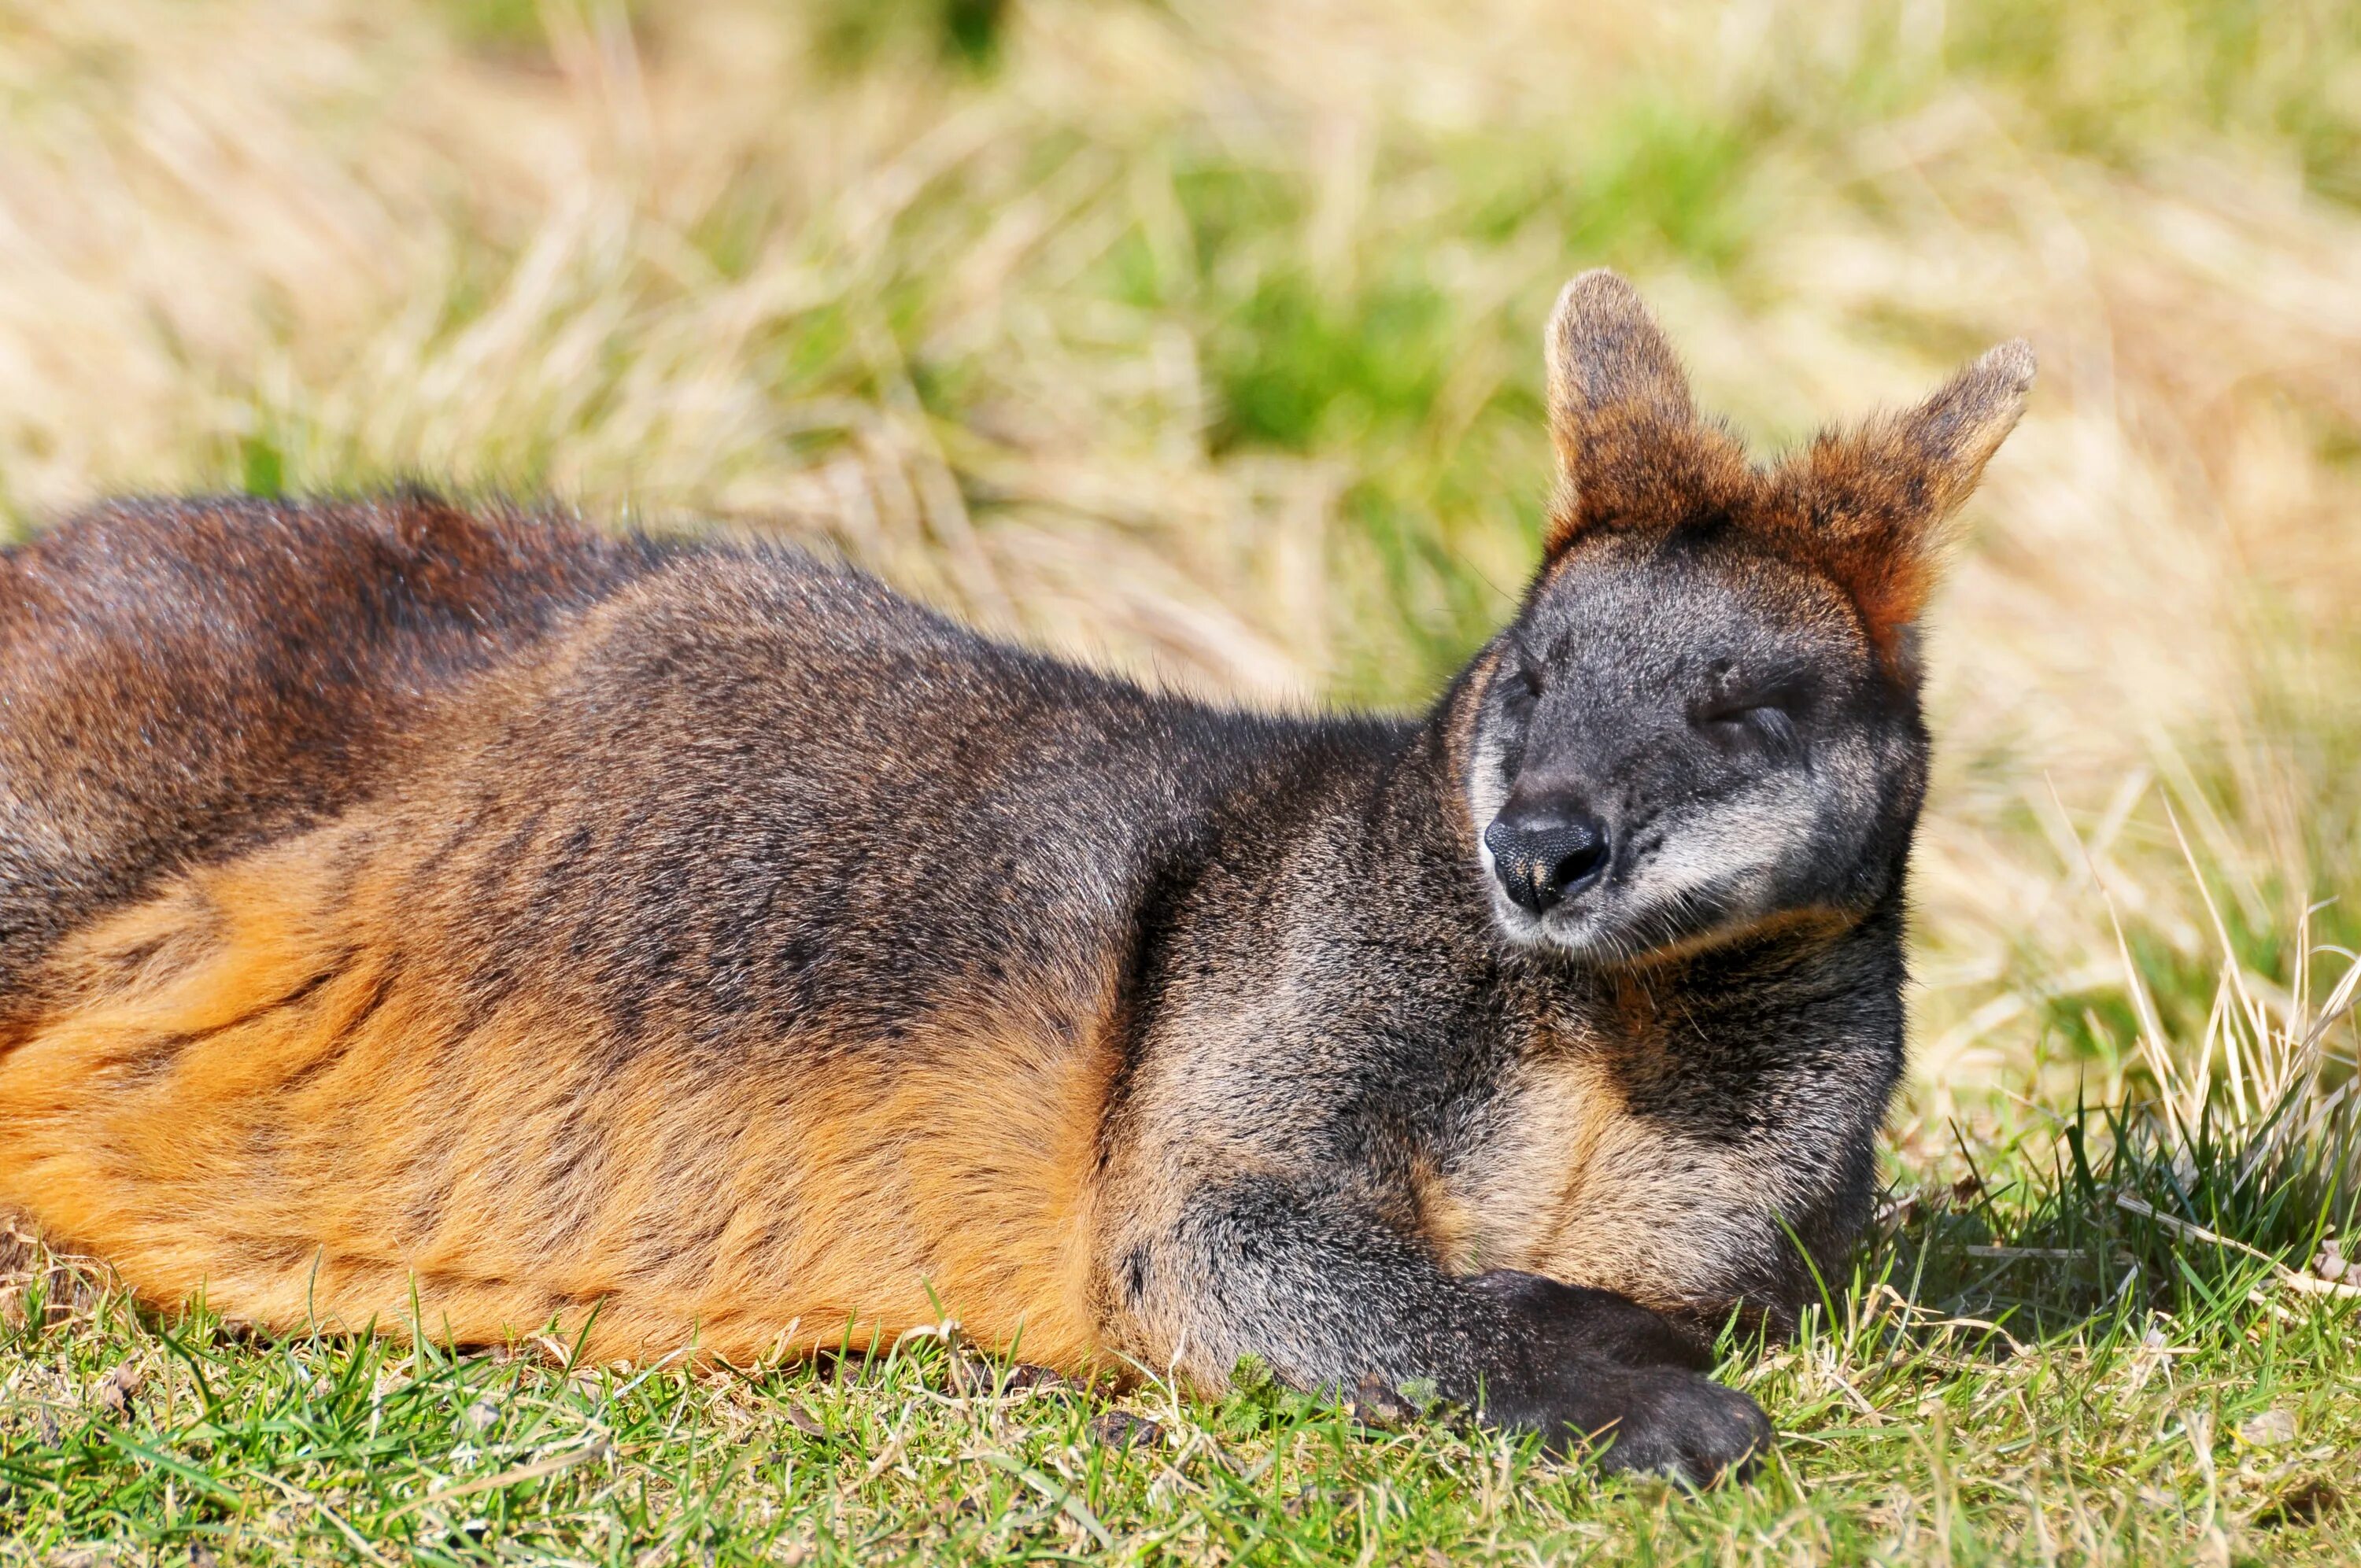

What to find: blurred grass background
left=1, top=0, right=2357, bottom=1224
left=3, top=2, right=2361, bottom=1561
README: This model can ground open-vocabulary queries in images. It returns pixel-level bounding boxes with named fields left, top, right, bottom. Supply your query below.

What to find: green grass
left=6, top=1079, right=2357, bottom=1565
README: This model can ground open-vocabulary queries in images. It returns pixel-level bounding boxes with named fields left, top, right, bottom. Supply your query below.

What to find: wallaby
left=0, top=273, right=2030, bottom=1481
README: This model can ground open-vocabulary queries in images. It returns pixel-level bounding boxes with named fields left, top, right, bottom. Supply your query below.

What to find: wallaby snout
left=1483, top=796, right=1609, bottom=913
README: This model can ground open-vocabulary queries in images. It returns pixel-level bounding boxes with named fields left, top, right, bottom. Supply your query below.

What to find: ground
left=5, top=1152, right=2359, bottom=1565
left=1, top=0, right=2358, bottom=1562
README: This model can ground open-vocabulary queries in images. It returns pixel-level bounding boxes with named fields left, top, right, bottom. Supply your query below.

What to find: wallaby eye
left=1694, top=695, right=1777, bottom=726
left=1690, top=688, right=1805, bottom=755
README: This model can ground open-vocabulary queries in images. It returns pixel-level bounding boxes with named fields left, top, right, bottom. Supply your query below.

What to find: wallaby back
left=0, top=495, right=671, bottom=1024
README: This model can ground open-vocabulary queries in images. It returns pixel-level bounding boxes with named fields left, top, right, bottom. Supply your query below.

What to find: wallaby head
left=1468, top=271, right=2033, bottom=964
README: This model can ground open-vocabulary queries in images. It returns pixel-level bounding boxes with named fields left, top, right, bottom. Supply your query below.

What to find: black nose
left=1483, top=809, right=1610, bottom=914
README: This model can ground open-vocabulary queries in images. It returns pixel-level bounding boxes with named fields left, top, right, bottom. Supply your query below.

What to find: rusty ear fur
left=1539, top=268, right=2035, bottom=671
left=1760, top=339, right=2035, bottom=665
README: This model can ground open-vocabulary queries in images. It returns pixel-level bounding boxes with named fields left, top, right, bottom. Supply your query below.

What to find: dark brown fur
left=0, top=274, right=2030, bottom=1481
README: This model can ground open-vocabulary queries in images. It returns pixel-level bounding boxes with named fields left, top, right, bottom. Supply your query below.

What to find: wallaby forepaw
left=1462, top=1270, right=1769, bottom=1484
left=1487, top=1360, right=1770, bottom=1485
left=1575, top=1366, right=1771, bottom=1485
left=1464, top=1268, right=1714, bottom=1370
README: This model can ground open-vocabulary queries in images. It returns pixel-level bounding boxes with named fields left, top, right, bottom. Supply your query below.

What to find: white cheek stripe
left=1465, top=721, right=1511, bottom=880
left=1644, top=791, right=1813, bottom=906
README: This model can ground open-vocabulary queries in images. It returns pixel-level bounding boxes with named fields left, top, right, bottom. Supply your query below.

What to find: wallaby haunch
left=0, top=274, right=2031, bottom=1481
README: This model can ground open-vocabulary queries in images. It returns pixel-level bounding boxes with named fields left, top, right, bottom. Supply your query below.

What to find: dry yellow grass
left=0, top=0, right=2355, bottom=1159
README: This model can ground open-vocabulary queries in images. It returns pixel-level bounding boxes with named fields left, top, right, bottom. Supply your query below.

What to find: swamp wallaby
left=0, top=272, right=2031, bottom=1481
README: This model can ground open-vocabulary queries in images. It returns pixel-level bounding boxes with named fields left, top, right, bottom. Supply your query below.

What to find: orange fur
left=1462, top=1031, right=1746, bottom=1315
left=0, top=822, right=1118, bottom=1369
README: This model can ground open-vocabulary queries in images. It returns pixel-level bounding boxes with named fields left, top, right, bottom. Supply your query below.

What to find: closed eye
left=1692, top=693, right=1804, bottom=755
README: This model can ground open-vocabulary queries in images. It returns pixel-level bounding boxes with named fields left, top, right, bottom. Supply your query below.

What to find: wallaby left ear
left=1775, top=339, right=2036, bottom=669
left=1543, top=271, right=1732, bottom=553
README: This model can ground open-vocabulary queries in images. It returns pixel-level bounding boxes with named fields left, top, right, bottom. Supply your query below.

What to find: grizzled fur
left=0, top=273, right=2030, bottom=1482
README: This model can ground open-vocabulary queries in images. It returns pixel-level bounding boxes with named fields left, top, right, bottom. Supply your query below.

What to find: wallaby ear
left=1545, top=270, right=1695, bottom=456
left=1886, top=338, right=2038, bottom=519
left=1543, top=271, right=1717, bottom=552
left=1773, top=339, right=2036, bottom=670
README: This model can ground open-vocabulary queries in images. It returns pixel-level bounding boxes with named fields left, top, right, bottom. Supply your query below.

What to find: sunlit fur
left=1, top=842, right=1113, bottom=1365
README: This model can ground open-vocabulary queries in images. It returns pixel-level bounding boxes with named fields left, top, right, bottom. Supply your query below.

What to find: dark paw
left=1465, top=1269, right=1714, bottom=1371
left=1461, top=1271, right=1768, bottom=1484
left=1487, top=1359, right=1772, bottom=1484
left=1570, top=1364, right=1772, bottom=1483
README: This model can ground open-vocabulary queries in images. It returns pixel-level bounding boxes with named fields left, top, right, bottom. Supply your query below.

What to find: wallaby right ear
left=1543, top=271, right=1722, bottom=554
left=1764, top=338, right=2036, bottom=673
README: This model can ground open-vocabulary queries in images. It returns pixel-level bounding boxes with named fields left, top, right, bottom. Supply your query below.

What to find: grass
left=7, top=991, right=2359, bottom=1564
left=2, top=0, right=2359, bottom=1560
